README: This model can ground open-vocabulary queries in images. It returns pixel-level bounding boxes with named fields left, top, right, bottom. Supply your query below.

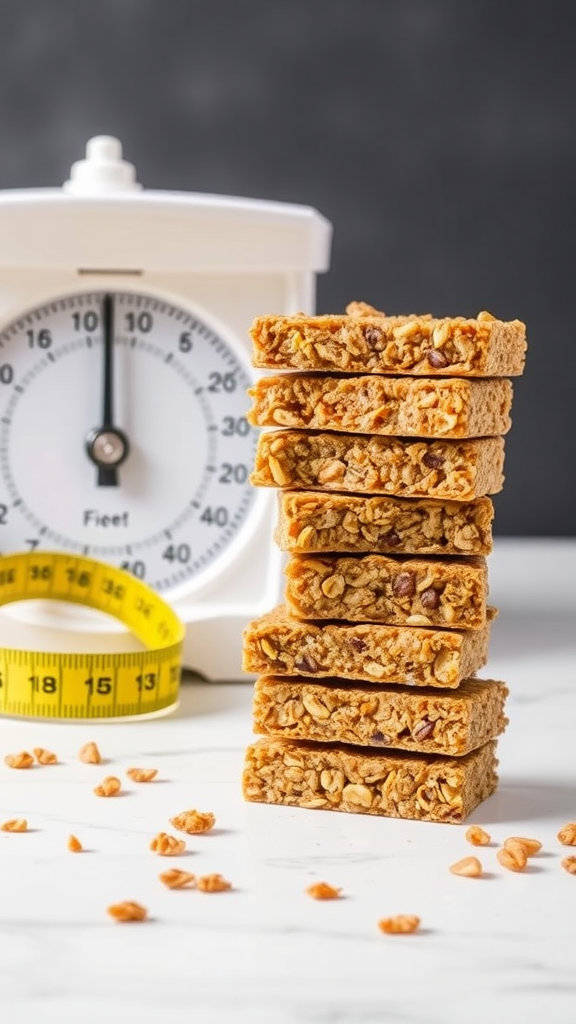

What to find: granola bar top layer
left=284, top=553, right=488, bottom=629
left=251, top=431, right=505, bottom=501
left=250, top=304, right=527, bottom=377
left=242, top=736, right=499, bottom=823
left=252, top=676, right=509, bottom=757
left=242, top=606, right=495, bottom=688
left=248, top=374, right=513, bottom=439
left=275, top=491, right=494, bottom=556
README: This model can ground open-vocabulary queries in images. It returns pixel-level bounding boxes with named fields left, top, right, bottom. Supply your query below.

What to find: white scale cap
left=63, top=135, right=142, bottom=195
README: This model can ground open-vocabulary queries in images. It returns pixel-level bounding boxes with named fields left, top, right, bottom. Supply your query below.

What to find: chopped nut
left=449, top=856, right=482, bottom=878
left=93, top=775, right=121, bottom=797
left=561, top=856, right=576, bottom=875
left=126, top=767, right=158, bottom=783
left=107, top=900, right=148, bottom=922
left=268, top=454, right=288, bottom=486
left=1, top=818, right=28, bottom=832
left=306, top=882, right=342, bottom=900
left=378, top=914, right=420, bottom=935
left=496, top=845, right=527, bottom=872
left=438, top=782, right=462, bottom=808
left=169, top=809, right=216, bottom=834
left=342, top=782, right=373, bottom=808
left=465, top=824, right=491, bottom=846
left=150, top=831, right=186, bottom=856
left=196, top=873, right=232, bottom=893
left=260, top=637, right=278, bottom=660
left=503, top=836, right=542, bottom=857
left=67, top=834, right=83, bottom=852
left=302, top=692, right=330, bottom=720
left=557, top=822, right=576, bottom=847
left=79, top=741, right=102, bottom=764
left=346, top=301, right=384, bottom=318
left=4, top=751, right=34, bottom=769
left=159, top=869, right=197, bottom=889
left=320, top=573, right=345, bottom=599
left=33, top=747, right=58, bottom=765
left=320, top=768, right=345, bottom=794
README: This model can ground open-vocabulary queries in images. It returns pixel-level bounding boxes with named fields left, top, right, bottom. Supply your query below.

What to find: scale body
left=0, top=137, right=331, bottom=681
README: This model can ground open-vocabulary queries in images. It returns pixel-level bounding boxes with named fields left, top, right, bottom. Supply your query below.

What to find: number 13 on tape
left=0, top=552, right=184, bottom=720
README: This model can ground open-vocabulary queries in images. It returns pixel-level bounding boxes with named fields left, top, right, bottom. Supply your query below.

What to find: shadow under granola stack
left=242, top=302, right=527, bottom=824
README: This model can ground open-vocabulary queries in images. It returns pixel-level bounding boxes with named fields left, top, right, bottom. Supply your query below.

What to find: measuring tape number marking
left=0, top=552, right=185, bottom=719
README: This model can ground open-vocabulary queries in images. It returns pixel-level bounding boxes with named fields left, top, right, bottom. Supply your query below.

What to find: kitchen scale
left=0, top=135, right=331, bottom=683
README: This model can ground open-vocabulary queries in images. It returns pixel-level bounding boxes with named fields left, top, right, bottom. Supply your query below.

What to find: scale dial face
left=0, top=290, right=260, bottom=596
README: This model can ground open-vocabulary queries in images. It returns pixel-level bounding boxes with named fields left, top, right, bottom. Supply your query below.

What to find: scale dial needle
left=85, top=293, right=130, bottom=486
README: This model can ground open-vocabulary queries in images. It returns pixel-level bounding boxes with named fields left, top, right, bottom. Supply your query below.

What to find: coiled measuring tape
left=0, top=552, right=184, bottom=720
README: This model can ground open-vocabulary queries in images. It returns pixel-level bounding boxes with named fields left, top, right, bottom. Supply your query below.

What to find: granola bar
left=252, top=676, right=509, bottom=757
left=275, top=491, right=494, bottom=556
left=252, top=431, right=504, bottom=501
left=250, top=305, right=526, bottom=377
left=242, top=605, right=494, bottom=687
left=242, top=737, right=499, bottom=823
left=284, top=553, right=488, bottom=629
left=248, top=374, right=513, bottom=439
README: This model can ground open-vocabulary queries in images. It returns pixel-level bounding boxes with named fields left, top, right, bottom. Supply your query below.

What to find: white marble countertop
left=1, top=537, right=575, bottom=1024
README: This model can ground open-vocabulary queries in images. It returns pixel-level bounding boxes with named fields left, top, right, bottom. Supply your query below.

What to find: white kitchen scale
left=0, top=136, right=331, bottom=681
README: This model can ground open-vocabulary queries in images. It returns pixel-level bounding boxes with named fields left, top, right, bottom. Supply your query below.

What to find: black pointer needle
left=102, top=292, right=114, bottom=430
left=85, top=294, right=130, bottom=486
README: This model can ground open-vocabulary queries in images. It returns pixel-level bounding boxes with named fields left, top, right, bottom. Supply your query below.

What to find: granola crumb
left=4, top=751, right=34, bottom=769
left=126, top=767, right=158, bottom=782
left=1, top=818, right=28, bottom=832
left=464, top=824, right=491, bottom=846
left=149, top=831, right=186, bottom=856
left=93, top=775, right=121, bottom=797
left=33, top=747, right=58, bottom=765
left=158, top=869, right=197, bottom=889
left=557, top=823, right=576, bottom=847
left=196, top=873, right=232, bottom=893
left=305, top=881, right=342, bottom=900
left=503, top=836, right=542, bottom=857
left=169, top=809, right=216, bottom=834
left=561, top=856, right=576, bottom=875
left=107, top=900, right=148, bottom=922
left=496, top=845, right=527, bottom=872
left=67, top=834, right=83, bottom=852
left=79, top=741, right=102, bottom=764
left=449, top=856, right=483, bottom=878
left=378, top=914, right=420, bottom=935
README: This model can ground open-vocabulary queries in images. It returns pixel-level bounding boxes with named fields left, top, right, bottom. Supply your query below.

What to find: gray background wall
left=0, top=0, right=573, bottom=536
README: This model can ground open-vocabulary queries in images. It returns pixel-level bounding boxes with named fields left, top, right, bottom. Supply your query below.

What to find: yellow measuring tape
left=0, top=552, right=184, bottom=720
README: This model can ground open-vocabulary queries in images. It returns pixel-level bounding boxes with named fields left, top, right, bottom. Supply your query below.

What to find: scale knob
left=63, top=135, right=142, bottom=195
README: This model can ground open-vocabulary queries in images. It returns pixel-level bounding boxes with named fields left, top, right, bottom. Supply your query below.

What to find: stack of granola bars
left=241, top=302, right=527, bottom=824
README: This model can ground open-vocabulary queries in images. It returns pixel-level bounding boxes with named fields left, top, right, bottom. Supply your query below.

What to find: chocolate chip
left=426, top=348, right=449, bottom=368
left=420, top=587, right=440, bottom=609
left=370, top=730, right=391, bottom=745
left=422, top=451, right=445, bottom=469
left=350, top=637, right=368, bottom=652
left=364, top=327, right=383, bottom=347
left=294, top=654, right=320, bottom=674
left=384, top=528, right=401, bottom=547
left=392, top=571, right=416, bottom=598
left=413, top=719, right=435, bottom=741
